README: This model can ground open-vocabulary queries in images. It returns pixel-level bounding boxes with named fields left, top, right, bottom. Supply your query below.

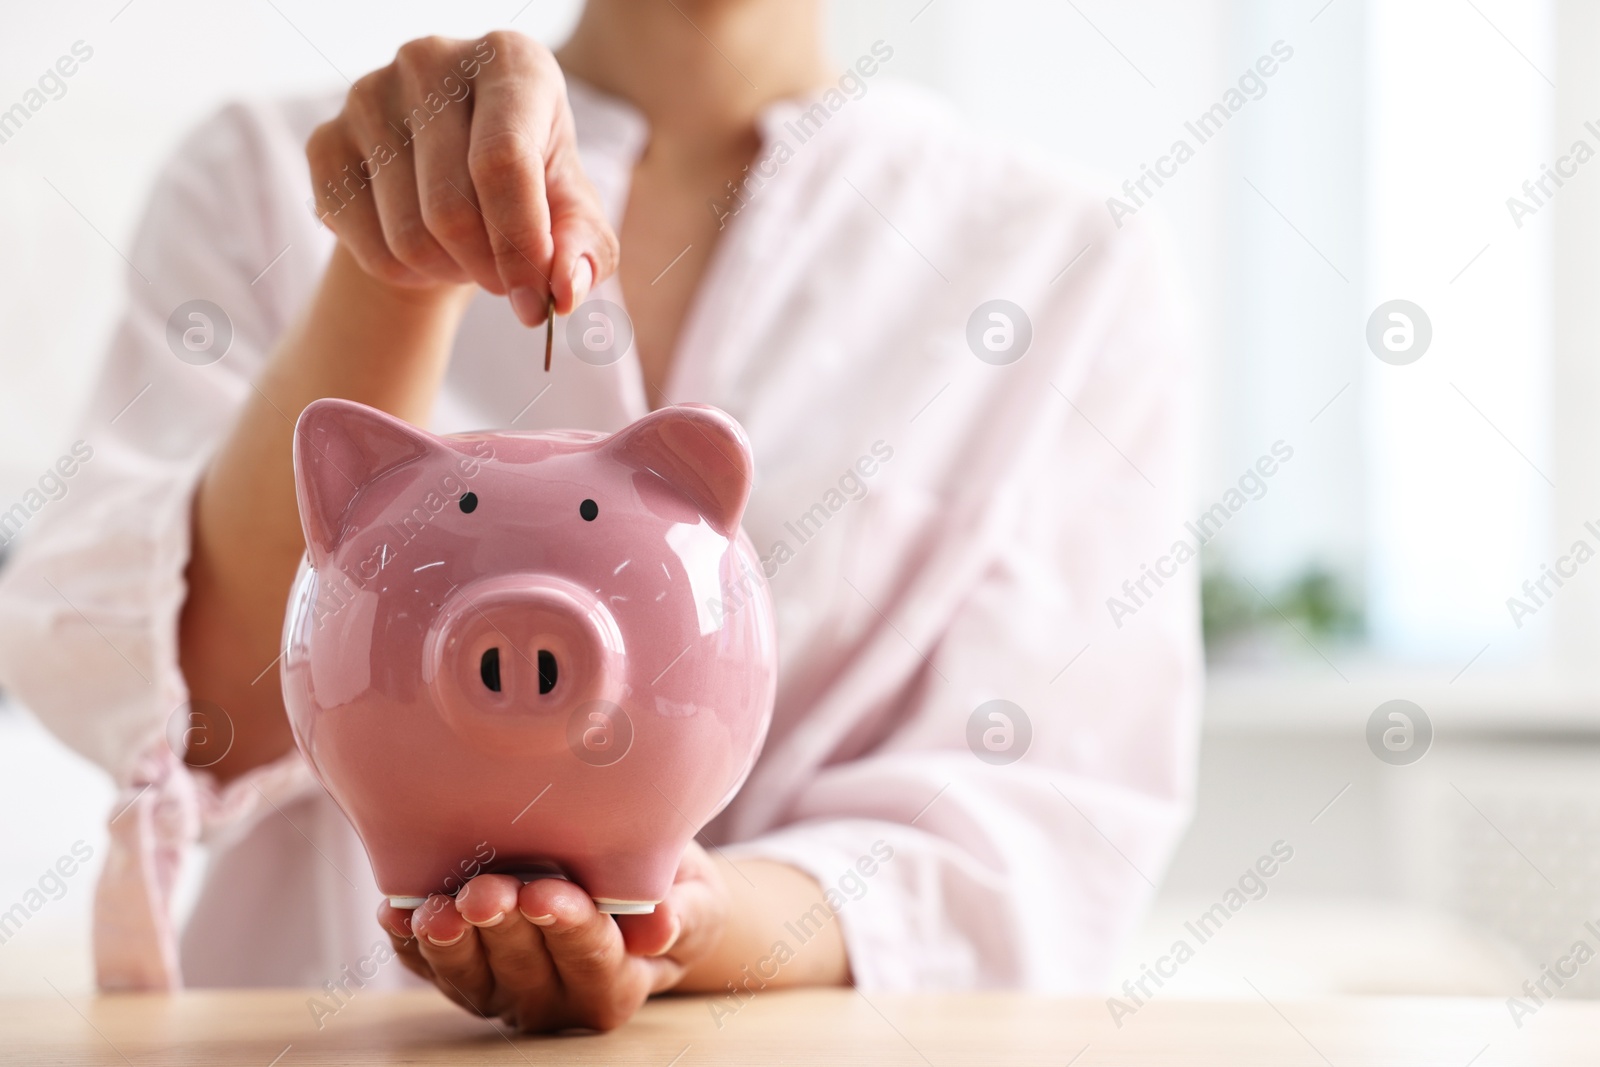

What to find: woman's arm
left=178, top=246, right=471, bottom=782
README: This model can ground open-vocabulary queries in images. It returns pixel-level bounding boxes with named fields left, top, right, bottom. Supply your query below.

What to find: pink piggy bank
left=280, top=398, right=776, bottom=914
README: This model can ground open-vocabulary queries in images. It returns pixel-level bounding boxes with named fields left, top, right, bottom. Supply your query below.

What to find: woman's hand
left=381, top=843, right=730, bottom=1033
left=307, top=30, right=618, bottom=325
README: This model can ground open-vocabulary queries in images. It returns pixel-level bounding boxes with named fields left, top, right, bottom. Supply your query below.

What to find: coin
left=545, top=294, right=555, bottom=371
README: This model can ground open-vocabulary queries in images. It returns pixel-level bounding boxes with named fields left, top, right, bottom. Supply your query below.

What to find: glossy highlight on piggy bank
left=280, top=398, right=777, bottom=914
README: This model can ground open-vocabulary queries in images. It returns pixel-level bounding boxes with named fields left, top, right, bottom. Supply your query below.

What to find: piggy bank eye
left=579, top=498, right=598, bottom=521
left=459, top=492, right=479, bottom=514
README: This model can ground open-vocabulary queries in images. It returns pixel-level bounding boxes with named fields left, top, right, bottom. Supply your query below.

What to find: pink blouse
left=0, top=74, right=1200, bottom=993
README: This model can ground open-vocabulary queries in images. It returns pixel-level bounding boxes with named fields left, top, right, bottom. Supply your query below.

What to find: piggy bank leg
left=595, top=899, right=657, bottom=915
left=568, top=853, right=679, bottom=916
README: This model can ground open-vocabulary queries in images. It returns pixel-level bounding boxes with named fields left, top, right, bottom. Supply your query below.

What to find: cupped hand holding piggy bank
left=280, top=398, right=777, bottom=917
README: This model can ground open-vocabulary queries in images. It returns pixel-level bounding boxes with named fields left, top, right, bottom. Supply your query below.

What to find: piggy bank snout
left=427, top=576, right=626, bottom=731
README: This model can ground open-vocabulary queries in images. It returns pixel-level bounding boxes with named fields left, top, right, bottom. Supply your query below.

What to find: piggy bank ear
left=294, top=399, right=433, bottom=566
left=606, top=404, right=754, bottom=536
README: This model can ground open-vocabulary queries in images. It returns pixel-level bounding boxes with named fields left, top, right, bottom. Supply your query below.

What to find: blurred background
left=1, top=0, right=1593, bottom=1003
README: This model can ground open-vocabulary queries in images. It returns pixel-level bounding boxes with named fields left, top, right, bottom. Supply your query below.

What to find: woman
left=0, top=0, right=1199, bottom=1032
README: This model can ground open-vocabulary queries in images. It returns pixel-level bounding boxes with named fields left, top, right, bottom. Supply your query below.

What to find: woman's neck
left=556, top=0, right=832, bottom=143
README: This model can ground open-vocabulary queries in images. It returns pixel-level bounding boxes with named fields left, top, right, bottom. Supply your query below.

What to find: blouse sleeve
left=0, top=101, right=332, bottom=989
left=722, top=217, right=1203, bottom=992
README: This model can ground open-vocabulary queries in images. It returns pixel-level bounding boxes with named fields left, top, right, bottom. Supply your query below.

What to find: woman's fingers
left=367, top=139, right=469, bottom=284
left=402, top=43, right=503, bottom=292
left=639, top=879, right=724, bottom=967
left=613, top=903, right=677, bottom=958
left=306, top=117, right=426, bottom=288
left=455, top=875, right=560, bottom=1006
left=518, top=879, right=645, bottom=1031
left=546, top=144, right=616, bottom=316
left=392, top=876, right=685, bottom=1031
left=413, top=113, right=502, bottom=292
left=345, top=39, right=463, bottom=282
left=377, top=901, right=435, bottom=983
left=410, top=892, right=495, bottom=1012
left=306, top=28, right=618, bottom=315
left=615, top=904, right=688, bottom=994
left=341, top=50, right=467, bottom=285
left=468, top=33, right=562, bottom=323
left=614, top=852, right=727, bottom=992
left=518, top=879, right=621, bottom=979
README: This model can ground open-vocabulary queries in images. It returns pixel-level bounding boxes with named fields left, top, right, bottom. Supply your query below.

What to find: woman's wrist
left=327, top=238, right=478, bottom=316
left=264, top=242, right=476, bottom=413
left=673, top=858, right=850, bottom=994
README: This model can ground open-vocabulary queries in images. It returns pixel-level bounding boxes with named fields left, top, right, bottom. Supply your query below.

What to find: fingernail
left=569, top=256, right=593, bottom=309
left=509, top=286, right=547, bottom=327
left=521, top=910, right=556, bottom=927
left=465, top=911, right=505, bottom=928
left=386, top=919, right=413, bottom=939
left=425, top=931, right=466, bottom=948
left=652, top=915, right=683, bottom=957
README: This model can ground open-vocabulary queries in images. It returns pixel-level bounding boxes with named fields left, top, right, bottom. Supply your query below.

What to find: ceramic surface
left=281, top=398, right=777, bottom=912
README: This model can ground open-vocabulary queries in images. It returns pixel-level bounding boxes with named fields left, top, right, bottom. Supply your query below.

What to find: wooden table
left=1, top=988, right=1591, bottom=1065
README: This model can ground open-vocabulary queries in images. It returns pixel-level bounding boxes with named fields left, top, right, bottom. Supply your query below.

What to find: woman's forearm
left=178, top=244, right=473, bottom=783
